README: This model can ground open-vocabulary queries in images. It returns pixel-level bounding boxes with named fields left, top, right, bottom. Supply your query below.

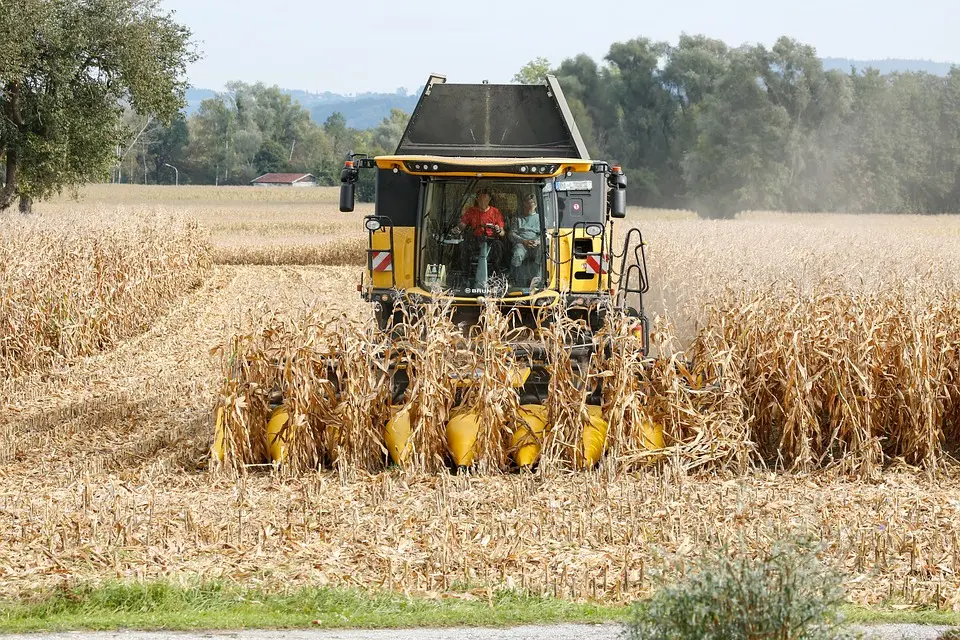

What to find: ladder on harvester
left=614, top=227, right=651, bottom=355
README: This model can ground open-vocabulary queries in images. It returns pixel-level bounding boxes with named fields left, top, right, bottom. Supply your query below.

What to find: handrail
left=365, top=215, right=397, bottom=290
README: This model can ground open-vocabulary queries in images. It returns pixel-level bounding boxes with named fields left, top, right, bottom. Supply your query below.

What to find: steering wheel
left=480, top=223, right=502, bottom=239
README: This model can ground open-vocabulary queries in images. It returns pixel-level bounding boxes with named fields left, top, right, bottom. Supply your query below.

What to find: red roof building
left=250, top=173, right=318, bottom=187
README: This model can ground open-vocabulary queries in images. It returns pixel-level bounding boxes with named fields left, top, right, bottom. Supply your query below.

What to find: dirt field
left=1, top=185, right=959, bottom=610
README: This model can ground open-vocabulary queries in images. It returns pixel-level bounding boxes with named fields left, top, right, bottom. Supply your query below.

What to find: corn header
left=214, top=73, right=669, bottom=470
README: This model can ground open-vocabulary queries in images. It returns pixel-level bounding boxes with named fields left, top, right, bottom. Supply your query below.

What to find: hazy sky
left=161, top=0, right=960, bottom=94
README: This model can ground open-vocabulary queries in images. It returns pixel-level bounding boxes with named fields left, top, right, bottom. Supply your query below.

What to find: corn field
left=0, top=209, right=211, bottom=377
left=3, top=188, right=960, bottom=607
left=216, top=216, right=960, bottom=477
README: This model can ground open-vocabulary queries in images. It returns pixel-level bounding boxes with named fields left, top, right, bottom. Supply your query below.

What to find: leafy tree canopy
left=512, top=57, right=552, bottom=85
left=0, top=0, right=196, bottom=212
left=515, top=37, right=960, bottom=215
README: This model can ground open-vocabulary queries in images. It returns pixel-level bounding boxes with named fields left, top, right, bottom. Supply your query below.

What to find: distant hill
left=822, top=58, right=956, bottom=76
left=186, top=59, right=959, bottom=129
left=184, top=87, right=419, bottom=129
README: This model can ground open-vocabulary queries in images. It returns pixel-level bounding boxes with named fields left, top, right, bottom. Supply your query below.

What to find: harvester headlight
left=392, top=165, right=399, bottom=173
left=415, top=164, right=422, bottom=170
left=520, top=166, right=528, bottom=173
left=432, top=164, right=439, bottom=170
left=541, top=166, right=549, bottom=173
left=364, top=218, right=382, bottom=232
left=585, top=224, right=603, bottom=237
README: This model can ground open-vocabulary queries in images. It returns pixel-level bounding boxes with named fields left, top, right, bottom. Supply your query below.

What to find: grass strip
left=841, top=604, right=960, bottom=627
left=1, top=581, right=957, bottom=633
left=0, top=582, right=621, bottom=633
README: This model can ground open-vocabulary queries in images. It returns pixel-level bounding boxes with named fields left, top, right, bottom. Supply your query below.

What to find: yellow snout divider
left=639, top=412, right=665, bottom=451
left=212, top=405, right=292, bottom=464
left=266, top=407, right=290, bottom=463
left=511, top=404, right=548, bottom=467
left=384, top=405, right=414, bottom=465
left=212, top=407, right=226, bottom=461
left=446, top=411, right=481, bottom=467
left=577, top=405, right=609, bottom=468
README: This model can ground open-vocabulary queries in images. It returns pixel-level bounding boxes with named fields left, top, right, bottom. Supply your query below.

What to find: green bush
left=625, top=538, right=853, bottom=640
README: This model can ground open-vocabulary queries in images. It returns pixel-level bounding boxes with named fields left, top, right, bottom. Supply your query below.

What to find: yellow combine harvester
left=214, top=73, right=664, bottom=469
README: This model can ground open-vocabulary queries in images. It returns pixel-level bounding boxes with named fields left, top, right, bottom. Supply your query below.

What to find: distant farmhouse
left=251, top=173, right=318, bottom=188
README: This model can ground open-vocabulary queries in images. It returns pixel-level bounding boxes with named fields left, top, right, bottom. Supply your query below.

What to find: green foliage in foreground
left=0, top=582, right=617, bottom=633
left=626, top=538, right=852, bottom=640
left=0, top=579, right=958, bottom=633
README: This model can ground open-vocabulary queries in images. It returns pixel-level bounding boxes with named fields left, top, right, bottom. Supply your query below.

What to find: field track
left=1, top=264, right=364, bottom=479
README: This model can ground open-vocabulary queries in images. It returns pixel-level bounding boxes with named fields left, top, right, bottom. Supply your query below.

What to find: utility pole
left=163, top=163, right=179, bottom=186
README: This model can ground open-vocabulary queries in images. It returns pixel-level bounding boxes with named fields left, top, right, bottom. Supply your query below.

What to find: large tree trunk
left=1, top=82, right=24, bottom=213
left=0, top=151, right=17, bottom=212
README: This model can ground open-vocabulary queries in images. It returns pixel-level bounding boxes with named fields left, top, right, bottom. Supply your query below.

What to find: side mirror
left=339, top=182, right=356, bottom=212
left=339, top=160, right=358, bottom=212
left=608, top=166, right=627, bottom=219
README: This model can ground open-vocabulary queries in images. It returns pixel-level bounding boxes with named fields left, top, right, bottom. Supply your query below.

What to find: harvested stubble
left=0, top=209, right=211, bottom=377
left=2, top=471, right=960, bottom=609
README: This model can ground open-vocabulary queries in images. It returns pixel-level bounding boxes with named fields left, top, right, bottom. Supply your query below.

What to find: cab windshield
left=419, top=179, right=550, bottom=297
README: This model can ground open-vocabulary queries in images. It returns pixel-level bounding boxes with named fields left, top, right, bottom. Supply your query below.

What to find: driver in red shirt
left=459, top=187, right=505, bottom=238
left=456, top=186, right=505, bottom=280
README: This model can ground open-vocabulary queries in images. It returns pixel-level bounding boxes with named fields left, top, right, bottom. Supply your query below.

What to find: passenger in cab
left=509, top=193, right=541, bottom=273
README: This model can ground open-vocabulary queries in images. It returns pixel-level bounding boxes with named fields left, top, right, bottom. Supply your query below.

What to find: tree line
left=3, top=0, right=959, bottom=216
left=119, top=81, right=407, bottom=192
left=141, top=34, right=960, bottom=216
left=520, top=36, right=960, bottom=216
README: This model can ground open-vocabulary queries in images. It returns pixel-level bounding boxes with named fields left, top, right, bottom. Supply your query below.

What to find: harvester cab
left=333, top=74, right=661, bottom=469
left=340, top=74, right=644, bottom=343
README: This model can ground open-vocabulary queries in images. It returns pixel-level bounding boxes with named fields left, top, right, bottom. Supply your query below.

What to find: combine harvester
left=215, top=74, right=666, bottom=470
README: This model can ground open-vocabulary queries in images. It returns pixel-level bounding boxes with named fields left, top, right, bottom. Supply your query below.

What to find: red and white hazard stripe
left=583, top=253, right=609, bottom=275
left=371, top=251, right=393, bottom=272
